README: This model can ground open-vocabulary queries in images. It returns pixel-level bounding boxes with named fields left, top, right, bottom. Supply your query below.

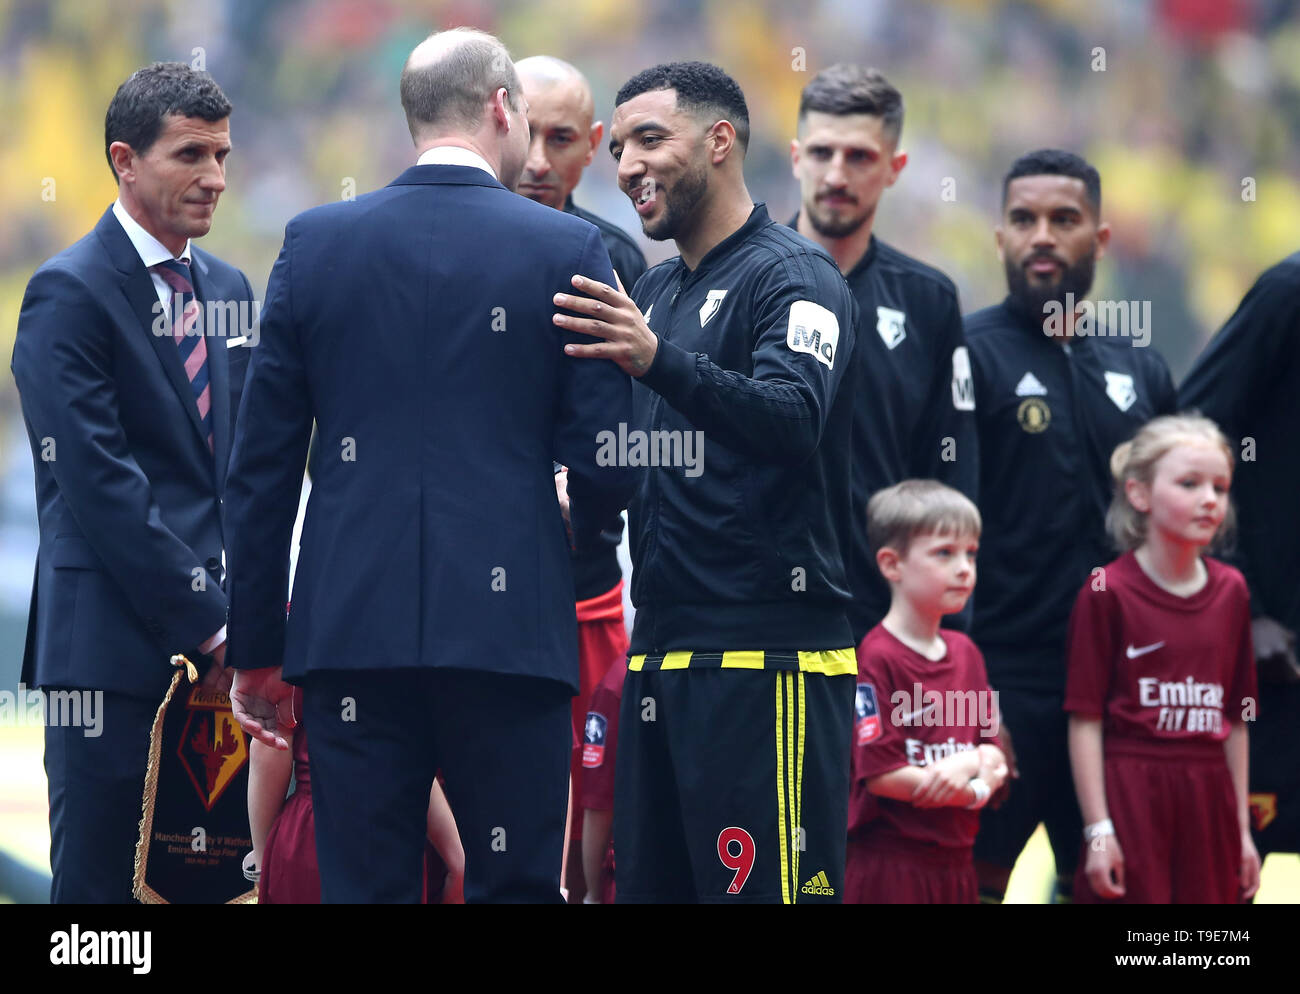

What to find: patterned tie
left=152, top=259, right=214, bottom=453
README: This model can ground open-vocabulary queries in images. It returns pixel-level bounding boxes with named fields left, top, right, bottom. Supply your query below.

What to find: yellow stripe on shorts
left=775, top=673, right=790, bottom=905
left=795, top=671, right=806, bottom=902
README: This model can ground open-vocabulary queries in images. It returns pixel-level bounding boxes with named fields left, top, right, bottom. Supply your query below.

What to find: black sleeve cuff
left=639, top=336, right=696, bottom=406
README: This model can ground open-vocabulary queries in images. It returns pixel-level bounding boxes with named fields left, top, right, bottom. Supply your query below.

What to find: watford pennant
left=133, top=655, right=257, bottom=903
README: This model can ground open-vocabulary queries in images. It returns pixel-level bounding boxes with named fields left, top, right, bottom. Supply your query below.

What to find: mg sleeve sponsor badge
left=855, top=683, right=882, bottom=744
left=786, top=299, right=840, bottom=369
left=582, top=711, right=608, bottom=768
left=133, top=656, right=257, bottom=903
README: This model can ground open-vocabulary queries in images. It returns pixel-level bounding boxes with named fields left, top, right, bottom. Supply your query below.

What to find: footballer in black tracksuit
left=1180, top=252, right=1300, bottom=860
left=614, top=203, right=859, bottom=903
left=787, top=221, right=979, bottom=642
left=965, top=295, right=1177, bottom=889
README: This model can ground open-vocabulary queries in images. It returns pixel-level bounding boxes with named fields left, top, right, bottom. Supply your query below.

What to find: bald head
left=516, top=56, right=594, bottom=120
left=400, top=27, right=522, bottom=141
left=515, top=55, right=602, bottom=209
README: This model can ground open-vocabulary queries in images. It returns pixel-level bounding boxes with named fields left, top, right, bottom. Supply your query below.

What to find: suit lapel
left=99, top=210, right=214, bottom=474
left=190, top=253, right=230, bottom=490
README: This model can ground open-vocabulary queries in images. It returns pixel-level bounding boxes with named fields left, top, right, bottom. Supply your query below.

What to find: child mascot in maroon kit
left=1067, top=414, right=1261, bottom=904
left=847, top=480, right=1009, bottom=903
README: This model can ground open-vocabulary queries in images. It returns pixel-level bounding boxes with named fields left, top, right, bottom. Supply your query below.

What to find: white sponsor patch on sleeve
left=786, top=300, right=840, bottom=370
left=951, top=345, right=975, bottom=411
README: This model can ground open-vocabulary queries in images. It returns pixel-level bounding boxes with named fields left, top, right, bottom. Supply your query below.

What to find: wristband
left=1083, top=818, right=1115, bottom=840
left=965, top=777, right=991, bottom=810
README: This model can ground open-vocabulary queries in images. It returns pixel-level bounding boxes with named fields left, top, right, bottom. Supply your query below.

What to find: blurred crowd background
left=1, top=0, right=1299, bottom=895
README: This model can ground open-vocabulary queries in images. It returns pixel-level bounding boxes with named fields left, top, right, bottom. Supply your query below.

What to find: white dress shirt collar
left=111, top=199, right=192, bottom=268
left=415, top=145, right=498, bottom=180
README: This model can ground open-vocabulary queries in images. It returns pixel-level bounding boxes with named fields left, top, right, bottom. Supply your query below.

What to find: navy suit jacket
left=11, top=207, right=254, bottom=699
left=225, top=164, right=635, bottom=691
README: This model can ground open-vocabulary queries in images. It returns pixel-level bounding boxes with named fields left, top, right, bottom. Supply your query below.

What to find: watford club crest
left=177, top=688, right=249, bottom=811
left=135, top=661, right=256, bottom=903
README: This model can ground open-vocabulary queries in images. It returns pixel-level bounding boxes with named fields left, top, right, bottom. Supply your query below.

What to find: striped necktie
left=152, top=259, right=213, bottom=453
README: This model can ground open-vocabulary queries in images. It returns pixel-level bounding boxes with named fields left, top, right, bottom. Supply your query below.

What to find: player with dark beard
left=963, top=150, right=1176, bottom=902
left=556, top=61, right=859, bottom=903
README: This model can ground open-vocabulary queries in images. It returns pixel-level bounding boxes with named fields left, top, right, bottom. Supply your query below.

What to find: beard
left=804, top=196, right=870, bottom=238
left=641, top=159, right=709, bottom=242
left=1005, top=246, right=1097, bottom=323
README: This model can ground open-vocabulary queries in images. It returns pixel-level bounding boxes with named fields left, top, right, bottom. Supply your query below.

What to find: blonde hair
left=867, top=480, right=981, bottom=563
left=1107, top=413, right=1236, bottom=552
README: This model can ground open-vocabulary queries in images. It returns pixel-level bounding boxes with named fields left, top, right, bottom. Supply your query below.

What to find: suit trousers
left=44, top=687, right=157, bottom=903
left=303, top=667, right=571, bottom=903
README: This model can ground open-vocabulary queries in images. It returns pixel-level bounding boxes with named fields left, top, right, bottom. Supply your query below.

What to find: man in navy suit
left=225, top=27, right=635, bottom=903
left=11, top=63, right=254, bottom=903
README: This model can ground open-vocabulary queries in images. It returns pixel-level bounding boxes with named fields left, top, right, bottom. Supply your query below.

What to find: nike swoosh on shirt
left=1125, top=641, right=1166, bottom=659
left=898, top=702, right=938, bottom=724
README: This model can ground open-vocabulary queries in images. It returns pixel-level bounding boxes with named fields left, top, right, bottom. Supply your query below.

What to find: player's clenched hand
left=231, top=666, right=297, bottom=751
left=912, top=750, right=979, bottom=808
left=977, top=743, right=1009, bottom=793
left=1240, top=832, right=1261, bottom=900
left=554, top=274, right=658, bottom=377
left=1084, top=832, right=1125, bottom=899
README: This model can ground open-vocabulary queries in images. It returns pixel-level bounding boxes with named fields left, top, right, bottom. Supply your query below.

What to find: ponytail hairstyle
left=1106, top=413, right=1236, bottom=552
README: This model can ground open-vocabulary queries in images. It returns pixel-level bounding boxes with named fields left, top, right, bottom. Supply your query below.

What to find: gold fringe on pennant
left=132, top=654, right=258, bottom=904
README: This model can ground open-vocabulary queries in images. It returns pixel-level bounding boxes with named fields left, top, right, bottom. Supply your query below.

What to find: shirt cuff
left=199, top=625, right=227, bottom=655
left=638, top=336, right=696, bottom=403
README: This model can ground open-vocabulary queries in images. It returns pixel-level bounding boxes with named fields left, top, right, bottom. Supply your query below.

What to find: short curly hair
left=104, top=62, right=232, bottom=182
left=1003, top=148, right=1101, bottom=215
left=615, top=61, right=749, bottom=151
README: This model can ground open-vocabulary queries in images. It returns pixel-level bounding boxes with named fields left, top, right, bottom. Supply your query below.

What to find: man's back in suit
left=227, top=163, right=635, bottom=685
left=227, top=27, right=636, bottom=903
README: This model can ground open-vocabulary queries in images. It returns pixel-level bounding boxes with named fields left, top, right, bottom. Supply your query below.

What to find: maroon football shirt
left=850, top=625, right=996, bottom=849
left=1064, top=552, right=1257, bottom=748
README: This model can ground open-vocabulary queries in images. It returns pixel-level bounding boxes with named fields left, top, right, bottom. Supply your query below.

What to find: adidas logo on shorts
left=801, top=870, right=835, bottom=896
